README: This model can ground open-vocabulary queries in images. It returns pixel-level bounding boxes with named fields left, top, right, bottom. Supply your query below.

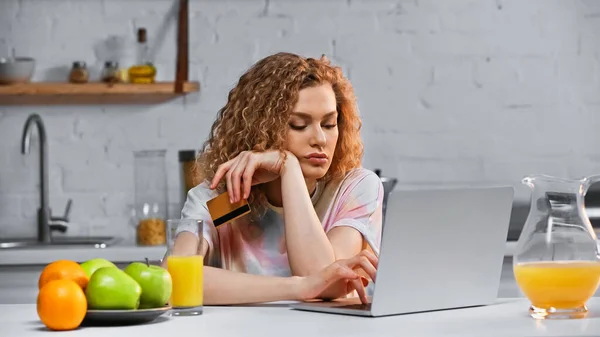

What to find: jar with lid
left=69, top=61, right=88, bottom=84
left=101, top=61, right=121, bottom=83
left=131, top=149, right=168, bottom=246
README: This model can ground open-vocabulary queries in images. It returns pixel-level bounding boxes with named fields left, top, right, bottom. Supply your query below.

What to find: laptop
left=291, top=186, right=514, bottom=317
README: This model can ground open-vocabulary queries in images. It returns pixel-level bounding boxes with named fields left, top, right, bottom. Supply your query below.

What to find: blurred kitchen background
left=3, top=0, right=600, bottom=245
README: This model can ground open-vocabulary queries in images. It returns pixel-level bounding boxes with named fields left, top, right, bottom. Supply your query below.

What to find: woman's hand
left=210, top=150, right=291, bottom=203
left=297, top=249, right=379, bottom=304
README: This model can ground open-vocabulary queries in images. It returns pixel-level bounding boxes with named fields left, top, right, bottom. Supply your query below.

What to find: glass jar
left=101, top=61, right=121, bottom=83
left=69, top=61, right=88, bottom=84
left=132, top=149, right=168, bottom=246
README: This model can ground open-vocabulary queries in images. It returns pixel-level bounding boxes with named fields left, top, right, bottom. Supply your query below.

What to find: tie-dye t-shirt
left=176, top=167, right=384, bottom=276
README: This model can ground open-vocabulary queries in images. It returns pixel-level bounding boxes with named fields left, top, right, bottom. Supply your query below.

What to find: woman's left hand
left=210, top=150, right=292, bottom=203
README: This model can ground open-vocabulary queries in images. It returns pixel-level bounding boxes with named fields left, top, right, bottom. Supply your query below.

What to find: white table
left=3, top=298, right=600, bottom=337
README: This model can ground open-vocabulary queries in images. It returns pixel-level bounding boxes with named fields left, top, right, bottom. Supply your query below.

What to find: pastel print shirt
left=176, top=167, right=384, bottom=276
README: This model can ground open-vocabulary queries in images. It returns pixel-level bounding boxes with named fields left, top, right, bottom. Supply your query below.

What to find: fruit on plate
left=37, top=279, right=87, bottom=331
left=124, top=258, right=172, bottom=309
left=38, top=259, right=89, bottom=290
left=80, top=258, right=117, bottom=278
left=85, top=266, right=142, bottom=310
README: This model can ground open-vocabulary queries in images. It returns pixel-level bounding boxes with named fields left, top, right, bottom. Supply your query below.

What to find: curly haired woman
left=169, top=52, right=384, bottom=305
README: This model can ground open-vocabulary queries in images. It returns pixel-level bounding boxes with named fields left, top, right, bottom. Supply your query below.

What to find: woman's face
left=286, top=83, right=339, bottom=181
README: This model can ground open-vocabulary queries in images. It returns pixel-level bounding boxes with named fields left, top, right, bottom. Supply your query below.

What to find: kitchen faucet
left=21, top=113, right=72, bottom=243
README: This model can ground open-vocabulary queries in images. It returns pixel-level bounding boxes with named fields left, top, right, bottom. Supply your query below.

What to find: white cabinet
left=0, top=265, right=41, bottom=305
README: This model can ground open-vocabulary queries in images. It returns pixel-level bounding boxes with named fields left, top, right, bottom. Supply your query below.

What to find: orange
left=37, top=279, right=87, bottom=331
left=38, top=259, right=89, bottom=290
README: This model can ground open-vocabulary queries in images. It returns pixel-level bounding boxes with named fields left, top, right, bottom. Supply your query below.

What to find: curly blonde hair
left=195, top=52, right=364, bottom=215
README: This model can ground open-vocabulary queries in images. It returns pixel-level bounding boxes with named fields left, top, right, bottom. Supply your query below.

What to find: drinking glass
left=165, top=219, right=204, bottom=316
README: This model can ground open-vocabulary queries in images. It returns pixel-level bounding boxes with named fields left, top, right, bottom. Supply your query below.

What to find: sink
left=0, top=236, right=121, bottom=249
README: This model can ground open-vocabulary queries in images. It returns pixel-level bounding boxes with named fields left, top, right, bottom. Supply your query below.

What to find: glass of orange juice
left=165, top=219, right=203, bottom=316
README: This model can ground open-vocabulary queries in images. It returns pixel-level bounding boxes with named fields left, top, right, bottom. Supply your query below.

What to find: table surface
left=4, top=298, right=600, bottom=337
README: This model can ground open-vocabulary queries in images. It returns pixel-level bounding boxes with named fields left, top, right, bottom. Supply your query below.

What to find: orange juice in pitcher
left=514, top=174, right=600, bottom=319
left=514, top=261, right=600, bottom=310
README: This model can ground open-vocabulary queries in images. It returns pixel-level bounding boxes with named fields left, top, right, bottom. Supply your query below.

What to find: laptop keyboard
left=336, top=303, right=372, bottom=311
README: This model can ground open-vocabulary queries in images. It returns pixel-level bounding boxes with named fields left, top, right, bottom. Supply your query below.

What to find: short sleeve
left=178, top=181, right=220, bottom=266
left=326, top=169, right=384, bottom=255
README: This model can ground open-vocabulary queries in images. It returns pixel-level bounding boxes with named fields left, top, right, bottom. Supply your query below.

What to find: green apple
left=80, top=258, right=117, bottom=278
left=85, top=266, right=142, bottom=310
left=124, top=260, right=172, bottom=309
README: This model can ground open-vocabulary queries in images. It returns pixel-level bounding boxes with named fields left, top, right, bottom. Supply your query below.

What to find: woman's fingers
left=355, top=256, right=377, bottom=282
left=350, top=278, right=368, bottom=304
left=211, top=152, right=261, bottom=202
left=210, top=151, right=285, bottom=198
left=211, top=160, right=234, bottom=189
left=343, top=254, right=374, bottom=304
left=229, top=154, right=250, bottom=203
left=242, top=155, right=258, bottom=200
left=314, top=263, right=359, bottom=297
left=324, top=262, right=368, bottom=304
left=227, top=158, right=244, bottom=203
left=343, top=253, right=377, bottom=282
left=360, top=249, right=379, bottom=269
left=300, top=253, right=380, bottom=303
left=225, top=159, right=242, bottom=202
left=225, top=167, right=234, bottom=203
left=331, top=263, right=360, bottom=282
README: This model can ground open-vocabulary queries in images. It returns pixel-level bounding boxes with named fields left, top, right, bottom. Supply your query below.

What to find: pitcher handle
left=582, top=174, right=600, bottom=196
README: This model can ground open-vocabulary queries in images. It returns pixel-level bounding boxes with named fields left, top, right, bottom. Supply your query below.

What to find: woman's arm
left=204, top=267, right=300, bottom=305
left=280, top=155, right=363, bottom=276
left=281, top=160, right=383, bottom=300
left=161, top=232, right=376, bottom=305
left=161, top=232, right=301, bottom=305
left=208, top=150, right=347, bottom=275
left=207, top=150, right=381, bottom=301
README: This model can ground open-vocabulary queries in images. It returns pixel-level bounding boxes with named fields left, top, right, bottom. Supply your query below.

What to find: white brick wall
left=1, top=0, right=600, bottom=241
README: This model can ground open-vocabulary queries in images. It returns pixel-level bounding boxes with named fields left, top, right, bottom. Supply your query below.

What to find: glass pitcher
left=514, top=174, right=600, bottom=319
left=131, top=150, right=168, bottom=246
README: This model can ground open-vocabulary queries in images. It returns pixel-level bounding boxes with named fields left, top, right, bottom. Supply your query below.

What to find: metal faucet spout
left=21, top=113, right=51, bottom=243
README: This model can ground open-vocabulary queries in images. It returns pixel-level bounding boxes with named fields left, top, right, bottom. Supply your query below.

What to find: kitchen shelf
left=1, top=0, right=194, bottom=107
left=0, top=81, right=200, bottom=105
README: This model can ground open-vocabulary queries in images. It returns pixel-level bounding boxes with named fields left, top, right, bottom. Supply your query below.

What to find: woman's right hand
left=297, top=250, right=378, bottom=304
left=209, top=150, right=291, bottom=203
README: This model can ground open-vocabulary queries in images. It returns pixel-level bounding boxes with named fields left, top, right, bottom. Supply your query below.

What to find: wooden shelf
left=1, top=0, right=193, bottom=107
left=0, top=81, right=200, bottom=105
